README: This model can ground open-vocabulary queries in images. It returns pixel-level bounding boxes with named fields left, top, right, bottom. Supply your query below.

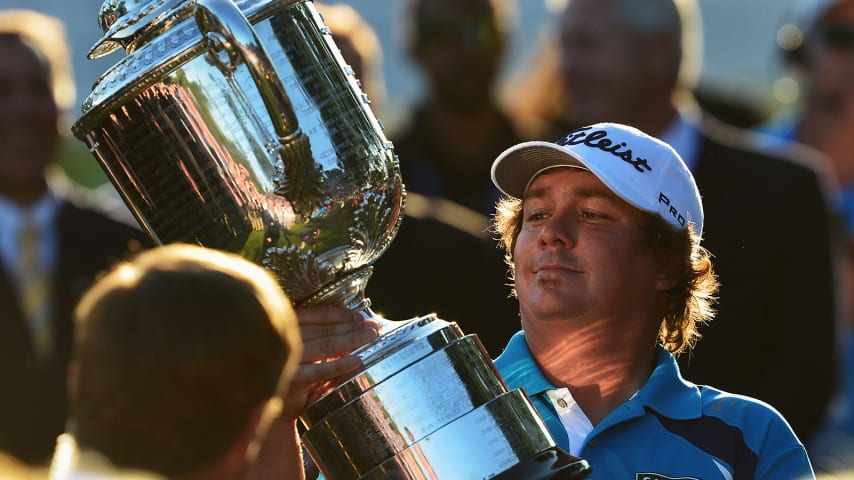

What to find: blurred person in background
left=760, top=0, right=854, bottom=472
left=542, top=0, right=843, bottom=448
left=502, top=34, right=573, bottom=143
left=0, top=9, right=150, bottom=466
left=366, top=0, right=523, bottom=357
left=391, top=0, right=522, bottom=216
left=315, top=2, right=387, bottom=116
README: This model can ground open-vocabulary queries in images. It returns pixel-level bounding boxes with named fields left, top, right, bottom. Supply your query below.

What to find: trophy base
left=302, top=314, right=593, bottom=480
left=492, top=447, right=591, bottom=480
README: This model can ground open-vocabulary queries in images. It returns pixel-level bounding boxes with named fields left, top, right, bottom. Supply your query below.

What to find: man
left=53, top=244, right=378, bottom=480
left=0, top=10, right=150, bottom=465
left=489, top=122, right=814, bottom=478
left=551, top=0, right=841, bottom=445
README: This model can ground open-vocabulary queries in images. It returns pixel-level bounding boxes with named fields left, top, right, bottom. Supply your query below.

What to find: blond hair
left=72, top=244, right=301, bottom=476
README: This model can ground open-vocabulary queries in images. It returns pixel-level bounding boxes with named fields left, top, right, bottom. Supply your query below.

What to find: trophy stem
left=291, top=265, right=406, bottom=336
left=293, top=266, right=374, bottom=310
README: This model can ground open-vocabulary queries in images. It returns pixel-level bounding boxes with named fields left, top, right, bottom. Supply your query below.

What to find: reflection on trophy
left=72, top=0, right=591, bottom=478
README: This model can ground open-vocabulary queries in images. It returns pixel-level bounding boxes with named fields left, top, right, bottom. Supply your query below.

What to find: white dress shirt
left=0, top=192, right=60, bottom=280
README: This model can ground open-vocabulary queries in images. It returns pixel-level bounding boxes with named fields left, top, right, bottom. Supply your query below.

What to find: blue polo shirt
left=495, top=331, right=815, bottom=479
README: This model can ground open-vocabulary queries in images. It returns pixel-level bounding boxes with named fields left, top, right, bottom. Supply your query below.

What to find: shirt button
left=556, top=398, right=568, bottom=409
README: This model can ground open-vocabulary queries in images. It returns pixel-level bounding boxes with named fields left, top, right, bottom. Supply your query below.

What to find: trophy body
left=73, top=1, right=590, bottom=478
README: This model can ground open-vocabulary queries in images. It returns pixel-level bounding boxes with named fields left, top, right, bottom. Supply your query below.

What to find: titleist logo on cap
left=558, top=127, right=653, bottom=173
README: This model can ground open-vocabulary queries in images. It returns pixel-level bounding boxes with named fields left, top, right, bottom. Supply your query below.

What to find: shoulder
left=708, top=120, right=831, bottom=172
left=698, top=385, right=794, bottom=433
left=699, top=117, right=831, bottom=179
left=46, top=172, right=142, bottom=230
left=696, top=119, right=838, bottom=206
left=56, top=196, right=152, bottom=258
left=643, top=383, right=812, bottom=477
left=696, top=386, right=812, bottom=475
left=58, top=199, right=144, bottom=238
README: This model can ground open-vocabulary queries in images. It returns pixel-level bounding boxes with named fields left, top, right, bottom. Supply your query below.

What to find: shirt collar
left=495, top=333, right=702, bottom=421
left=494, top=330, right=555, bottom=396
left=0, top=191, right=60, bottom=230
left=0, top=192, right=61, bottom=273
left=637, top=345, right=703, bottom=420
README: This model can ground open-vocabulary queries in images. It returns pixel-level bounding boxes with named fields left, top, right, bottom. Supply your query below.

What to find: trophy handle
left=194, top=0, right=322, bottom=215
left=194, top=0, right=300, bottom=140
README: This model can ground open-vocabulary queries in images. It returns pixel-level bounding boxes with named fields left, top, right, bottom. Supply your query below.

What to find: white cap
left=491, top=122, right=704, bottom=234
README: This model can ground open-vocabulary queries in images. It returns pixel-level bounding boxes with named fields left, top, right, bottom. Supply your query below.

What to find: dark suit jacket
left=0, top=199, right=149, bottom=465
left=678, top=120, right=841, bottom=443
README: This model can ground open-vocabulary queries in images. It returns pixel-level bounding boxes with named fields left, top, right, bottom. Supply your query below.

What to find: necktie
left=15, top=217, right=53, bottom=360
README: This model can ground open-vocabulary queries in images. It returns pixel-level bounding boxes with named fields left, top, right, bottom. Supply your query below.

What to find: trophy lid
left=89, top=0, right=190, bottom=59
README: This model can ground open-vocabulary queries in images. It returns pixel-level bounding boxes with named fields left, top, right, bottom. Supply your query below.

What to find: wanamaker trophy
left=71, top=0, right=592, bottom=478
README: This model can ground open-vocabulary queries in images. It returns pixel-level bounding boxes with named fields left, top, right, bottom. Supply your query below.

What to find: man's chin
left=526, top=293, right=577, bottom=316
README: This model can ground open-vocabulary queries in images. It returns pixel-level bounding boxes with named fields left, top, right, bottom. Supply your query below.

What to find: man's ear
left=655, top=253, right=685, bottom=292
left=239, top=401, right=273, bottom=464
left=656, top=270, right=680, bottom=291
left=244, top=398, right=283, bottom=465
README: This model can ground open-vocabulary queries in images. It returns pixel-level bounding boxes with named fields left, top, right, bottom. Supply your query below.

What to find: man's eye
left=526, top=212, right=548, bottom=222
left=580, top=210, right=606, bottom=220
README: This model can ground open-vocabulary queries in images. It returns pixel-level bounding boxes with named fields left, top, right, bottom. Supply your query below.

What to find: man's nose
left=539, top=213, right=576, bottom=248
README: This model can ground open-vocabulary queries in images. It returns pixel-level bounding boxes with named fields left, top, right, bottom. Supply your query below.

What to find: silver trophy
left=72, top=0, right=590, bottom=478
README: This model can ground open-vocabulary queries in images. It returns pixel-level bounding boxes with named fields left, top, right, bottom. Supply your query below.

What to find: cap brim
left=491, top=141, right=588, bottom=198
